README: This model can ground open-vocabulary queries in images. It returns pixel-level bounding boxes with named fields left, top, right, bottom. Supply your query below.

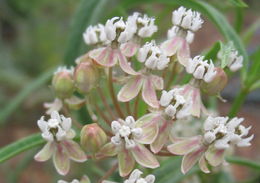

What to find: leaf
left=204, top=41, right=221, bottom=61
left=0, top=133, right=45, bottom=163
left=116, top=0, right=249, bottom=82
left=0, top=68, right=55, bottom=125
left=64, top=0, right=109, bottom=65
left=226, top=156, right=260, bottom=170
left=228, top=0, right=248, bottom=8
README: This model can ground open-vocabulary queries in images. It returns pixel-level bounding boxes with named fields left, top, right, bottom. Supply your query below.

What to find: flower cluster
left=34, top=6, right=254, bottom=183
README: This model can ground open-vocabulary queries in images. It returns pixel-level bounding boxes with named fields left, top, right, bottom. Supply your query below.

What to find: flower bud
left=200, top=67, right=227, bottom=96
left=80, top=123, right=107, bottom=154
left=74, top=55, right=99, bottom=94
left=52, top=67, right=75, bottom=99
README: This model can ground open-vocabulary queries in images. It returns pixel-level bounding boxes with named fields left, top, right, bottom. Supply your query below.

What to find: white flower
left=83, top=24, right=107, bottom=45
left=111, top=116, right=143, bottom=149
left=227, top=50, right=243, bottom=72
left=54, top=66, right=74, bottom=75
left=136, top=14, right=158, bottom=38
left=159, top=88, right=191, bottom=119
left=203, top=116, right=254, bottom=149
left=124, top=169, right=155, bottom=183
left=44, top=98, right=63, bottom=115
left=172, top=7, right=203, bottom=32
left=37, top=111, right=75, bottom=142
left=137, top=41, right=170, bottom=70
left=186, top=55, right=217, bottom=83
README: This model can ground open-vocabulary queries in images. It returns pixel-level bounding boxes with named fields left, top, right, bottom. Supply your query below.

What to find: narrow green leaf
left=226, top=156, right=260, bottom=170
left=204, top=41, right=221, bottom=61
left=250, top=80, right=260, bottom=91
left=64, top=0, right=108, bottom=66
left=228, top=0, right=248, bottom=8
left=0, top=133, right=44, bottom=163
left=0, top=68, right=55, bottom=125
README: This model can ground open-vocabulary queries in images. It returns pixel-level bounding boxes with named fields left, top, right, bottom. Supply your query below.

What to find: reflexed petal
left=95, top=142, right=118, bottom=159
left=177, top=40, right=190, bottom=66
left=118, top=148, right=135, bottom=177
left=89, top=47, right=117, bottom=67
left=64, top=95, right=86, bottom=110
left=62, top=140, right=87, bottom=162
left=134, top=113, right=160, bottom=144
left=142, top=77, right=159, bottom=109
left=199, top=155, right=210, bottom=173
left=205, top=145, right=225, bottom=167
left=120, top=41, right=140, bottom=57
left=53, top=143, right=70, bottom=175
left=150, top=75, right=164, bottom=90
left=181, top=145, right=206, bottom=174
left=160, top=37, right=182, bottom=57
left=117, top=50, right=139, bottom=75
left=167, top=136, right=202, bottom=155
left=34, top=142, right=55, bottom=162
left=131, top=144, right=159, bottom=168
left=80, top=175, right=91, bottom=183
left=151, top=120, right=172, bottom=153
left=117, top=75, right=143, bottom=102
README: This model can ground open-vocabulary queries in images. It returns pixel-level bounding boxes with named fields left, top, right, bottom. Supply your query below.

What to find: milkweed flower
left=136, top=88, right=192, bottom=153
left=167, top=116, right=254, bottom=174
left=120, top=13, right=158, bottom=57
left=44, top=98, right=63, bottom=115
left=34, top=111, right=87, bottom=175
left=88, top=17, right=138, bottom=75
left=161, top=7, right=204, bottom=66
left=118, top=41, right=167, bottom=108
left=83, top=24, right=108, bottom=45
left=186, top=56, right=217, bottom=83
left=96, top=116, right=159, bottom=177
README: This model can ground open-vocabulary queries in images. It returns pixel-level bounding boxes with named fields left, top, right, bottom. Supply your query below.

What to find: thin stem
left=85, top=96, right=98, bottom=122
left=93, top=102, right=111, bottom=126
left=125, top=102, right=131, bottom=116
left=133, top=93, right=140, bottom=119
left=97, top=87, right=117, bottom=120
left=228, top=88, right=249, bottom=117
left=108, top=68, right=125, bottom=118
left=62, top=105, right=83, bottom=129
left=166, top=62, right=177, bottom=89
left=98, top=163, right=118, bottom=183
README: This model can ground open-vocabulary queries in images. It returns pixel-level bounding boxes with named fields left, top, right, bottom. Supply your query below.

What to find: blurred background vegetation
left=0, top=0, right=260, bottom=182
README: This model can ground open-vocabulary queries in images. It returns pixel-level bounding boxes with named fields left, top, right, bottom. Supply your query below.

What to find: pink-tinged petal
left=181, top=145, right=206, bottom=174
left=120, top=42, right=140, bottom=57
left=62, top=140, right=87, bottom=162
left=117, top=75, right=143, bottom=102
left=95, top=142, right=118, bottom=159
left=160, top=37, right=182, bottom=57
left=167, top=136, right=202, bottom=155
left=34, top=142, right=55, bottom=162
left=117, top=50, right=139, bottom=75
left=134, top=113, right=160, bottom=144
left=151, top=120, right=172, bottom=153
left=118, top=148, right=135, bottom=177
left=142, top=77, right=159, bottom=109
left=177, top=40, right=190, bottom=66
left=205, top=145, right=225, bottom=167
left=131, top=144, right=159, bottom=169
left=89, top=47, right=117, bottom=67
left=150, top=75, right=164, bottom=90
left=53, top=143, right=70, bottom=175
left=80, top=175, right=91, bottom=183
left=199, top=155, right=210, bottom=173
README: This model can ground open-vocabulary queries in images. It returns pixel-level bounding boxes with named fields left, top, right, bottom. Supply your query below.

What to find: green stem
left=228, top=88, right=249, bottom=117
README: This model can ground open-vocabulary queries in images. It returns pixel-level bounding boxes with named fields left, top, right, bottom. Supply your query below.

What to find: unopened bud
left=80, top=123, right=107, bottom=154
left=74, top=55, right=99, bottom=94
left=52, top=67, right=75, bottom=99
left=200, top=67, right=227, bottom=96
